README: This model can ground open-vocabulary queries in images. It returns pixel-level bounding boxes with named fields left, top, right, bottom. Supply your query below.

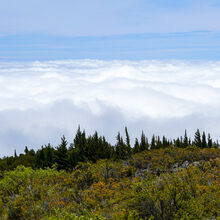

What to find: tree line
left=0, top=127, right=219, bottom=171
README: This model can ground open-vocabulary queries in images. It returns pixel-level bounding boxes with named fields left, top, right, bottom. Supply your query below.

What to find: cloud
left=0, top=59, right=220, bottom=156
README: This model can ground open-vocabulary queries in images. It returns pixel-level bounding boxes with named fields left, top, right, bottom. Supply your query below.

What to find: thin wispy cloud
left=0, top=59, right=220, bottom=156
left=1, top=31, right=220, bottom=61
left=0, top=0, right=220, bottom=36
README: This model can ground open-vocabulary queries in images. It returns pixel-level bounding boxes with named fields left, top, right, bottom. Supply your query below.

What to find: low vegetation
left=0, top=128, right=219, bottom=219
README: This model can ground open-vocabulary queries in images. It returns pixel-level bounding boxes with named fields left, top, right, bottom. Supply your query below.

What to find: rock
left=191, top=161, right=200, bottom=167
left=182, top=161, right=189, bottom=168
left=172, top=162, right=179, bottom=169
left=134, top=169, right=148, bottom=178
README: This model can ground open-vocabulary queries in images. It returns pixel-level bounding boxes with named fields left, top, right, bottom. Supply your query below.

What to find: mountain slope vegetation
left=0, top=128, right=219, bottom=219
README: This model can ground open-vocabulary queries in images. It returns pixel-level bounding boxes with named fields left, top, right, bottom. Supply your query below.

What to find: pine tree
left=207, top=133, right=212, bottom=148
left=194, top=129, right=202, bottom=148
left=140, top=131, right=149, bottom=151
left=133, top=138, right=140, bottom=153
left=14, top=149, right=17, bottom=158
left=115, top=132, right=130, bottom=159
left=183, top=130, right=188, bottom=148
left=151, top=135, right=156, bottom=149
left=55, top=136, right=69, bottom=170
left=101, top=136, right=113, bottom=159
left=213, top=140, right=219, bottom=148
left=175, top=138, right=181, bottom=148
left=45, top=144, right=54, bottom=168
left=125, top=127, right=131, bottom=149
left=36, top=147, right=45, bottom=168
left=86, top=135, right=96, bottom=162
left=162, top=136, right=169, bottom=148
left=188, top=137, right=192, bottom=146
left=74, top=126, right=87, bottom=162
left=24, top=146, right=29, bottom=154
left=202, top=132, right=207, bottom=148
left=156, top=136, right=163, bottom=149
left=169, top=139, right=173, bottom=146
left=74, top=126, right=82, bottom=147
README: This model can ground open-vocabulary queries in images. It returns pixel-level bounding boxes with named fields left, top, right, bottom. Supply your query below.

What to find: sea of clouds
left=1, top=59, right=220, bottom=156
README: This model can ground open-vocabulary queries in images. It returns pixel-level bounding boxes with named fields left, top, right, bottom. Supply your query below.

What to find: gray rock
left=191, top=161, right=200, bottom=166
left=134, top=169, right=148, bottom=178
left=182, top=161, right=189, bottom=168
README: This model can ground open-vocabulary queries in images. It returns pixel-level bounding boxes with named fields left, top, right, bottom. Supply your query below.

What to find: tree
left=188, top=137, right=192, bottom=146
left=24, top=146, right=29, bottom=154
left=156, top=136, right=163, bottom=149
left=44, top=144, right=54, bottom=168
left=202, top=132, right=207, bottom=148
left=151, top=135, right=156, bottom=149
left=115, top=132, right=130, bottom=159
left=194, top=129, right=202, bottom=148
left=175, top=138, right=181, bottom=148
left=125, top=127, right=131, bottom=149
left=36, top=147, right=45, bottom=168
left=14, top=150, right=17, bottom=158
left=183, top=130, right=189, bottom=148
left=73, top=126, right=87, bottom=162
left=55, top=136, right=70, bottom=170
left=162, top=136, right=169, bottom=148
left=207, top=133, right=212, bottom=148
left=133, top=138, right=140, bottom=153
left=140, top=131, right=149, bottom=151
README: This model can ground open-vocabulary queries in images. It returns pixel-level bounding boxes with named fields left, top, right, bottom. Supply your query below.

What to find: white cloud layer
left=1, top=59, right=220, bottom=156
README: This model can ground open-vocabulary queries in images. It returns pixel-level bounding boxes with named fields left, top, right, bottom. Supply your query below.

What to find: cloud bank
left=1, top=59, right=220, bottom=156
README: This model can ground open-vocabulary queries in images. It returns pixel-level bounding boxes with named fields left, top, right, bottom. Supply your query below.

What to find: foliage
left=0, top=147, right=219, bottom=219
left=0, top=128, right=219, bottom=172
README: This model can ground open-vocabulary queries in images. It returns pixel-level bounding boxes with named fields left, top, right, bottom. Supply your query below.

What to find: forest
left=0, top=127, right=219, bottom=219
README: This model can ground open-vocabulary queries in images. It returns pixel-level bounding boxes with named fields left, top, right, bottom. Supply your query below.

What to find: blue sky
left=1, top=0, right=220, bottom=36
left=0, top=0, right=220, bottom=60
left=1, top=31, right=220, bottom=61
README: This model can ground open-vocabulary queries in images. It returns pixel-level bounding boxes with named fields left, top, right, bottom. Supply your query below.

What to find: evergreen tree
left=169, top=139, right=173, bottom=146
left=125, top=127, right=131, bottom=149
left=85, top=135, right=96, bottom=162
left=175, top=138, right=181, bottom=148
left=188, top=137, right=192, bottom=146
left=24, top=146, right=29, bottom=154
left=140, top=131, right=149, bottom=151
left=183, top=130, right=188, bottom=148
left=45, top=144, right=54, bottom=168
left=29, top=149, right=35, bottom=156
left=180, top=136, right=183, bottom=144
left=133, top=138, right=140, bottom=153
left=207, top=133, right=213, bottom=148
left=115, top=132, right=130, bottom=159
left=101, top=136, right=113, bottom=159
left=55, top=136, right=69, bottom=170
left=74, top=126, right=87, bottom=162
left=14, top=150, right=17, bottom=158
left=86, top=131, right=112, bottom=162
left=162, top=136, right=169, bottom=148
left=202, top=132, right=207, bottom=148
left=69, top=147, right=78, bottom=167
left=213, top=140, right=219, bottom=148
left=151, top=135, right=156, bottom=149
left=194, top=129, right=202, bottom=148
left=156, top=136, right=163, bottom=149
left=36, top=147, right=45, bottom=168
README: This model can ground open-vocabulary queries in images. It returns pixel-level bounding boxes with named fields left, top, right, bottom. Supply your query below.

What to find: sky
left=1, top=0, right=220, bottom=36
left=0, top=0, right=220, bottom=156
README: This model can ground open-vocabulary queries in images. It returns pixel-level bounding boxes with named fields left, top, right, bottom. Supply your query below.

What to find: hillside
left=0, top=146, right=219, bottom=220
